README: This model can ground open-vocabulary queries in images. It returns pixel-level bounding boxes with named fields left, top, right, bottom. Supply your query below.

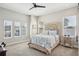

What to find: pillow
left=48, top=30, right=57, bottom=35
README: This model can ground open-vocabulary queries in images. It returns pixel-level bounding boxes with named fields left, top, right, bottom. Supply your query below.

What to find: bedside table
left=63, top=35, right=74, bottom=48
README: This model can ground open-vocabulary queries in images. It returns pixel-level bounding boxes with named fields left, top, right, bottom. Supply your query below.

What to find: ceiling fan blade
left=36, top=5, right=46, bottom=8
left=29, top=7, right=35, bottom=10
left=32, top=3, right=37, bottom=7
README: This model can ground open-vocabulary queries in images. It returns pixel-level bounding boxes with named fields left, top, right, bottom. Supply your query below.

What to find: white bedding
left=31, top=34, right=59, bottom=48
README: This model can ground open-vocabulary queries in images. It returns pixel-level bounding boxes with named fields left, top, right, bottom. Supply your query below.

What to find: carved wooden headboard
left=45, top=23, right=59, bottom=30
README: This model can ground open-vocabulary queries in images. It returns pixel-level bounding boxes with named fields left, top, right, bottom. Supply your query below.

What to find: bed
left=28, top=30, right=59, bottom=55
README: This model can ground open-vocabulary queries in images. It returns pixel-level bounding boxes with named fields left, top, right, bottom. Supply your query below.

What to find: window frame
left=21, top=23, right=27, bottom=36
left=14, top=22, right=21, bottom=37
left=4, top=20, right=12, bottom=39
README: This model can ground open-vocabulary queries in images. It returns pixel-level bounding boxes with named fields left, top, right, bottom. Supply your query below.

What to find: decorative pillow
left=48, top=30, right=57, bottom=35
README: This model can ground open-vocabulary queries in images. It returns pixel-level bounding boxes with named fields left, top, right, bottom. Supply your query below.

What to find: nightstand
left=63, top=35, right=74, bottom=48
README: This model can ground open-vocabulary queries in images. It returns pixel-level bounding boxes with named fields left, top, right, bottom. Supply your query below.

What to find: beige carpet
left=6, top=42, right=78, bottom=56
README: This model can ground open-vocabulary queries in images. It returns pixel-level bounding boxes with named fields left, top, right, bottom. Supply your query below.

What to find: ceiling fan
left=29, top=3, right=46, bottom=10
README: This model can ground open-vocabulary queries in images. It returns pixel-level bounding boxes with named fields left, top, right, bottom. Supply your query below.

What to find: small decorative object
left=1, top=42, right=6, bottom=47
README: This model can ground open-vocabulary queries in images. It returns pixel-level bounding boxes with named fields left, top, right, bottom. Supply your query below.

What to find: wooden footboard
left=28, top=43, right=49, bottom=54
left=28, top=40, right=59, bottom=55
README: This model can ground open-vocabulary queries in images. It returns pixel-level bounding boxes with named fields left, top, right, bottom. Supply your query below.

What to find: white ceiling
left=0, top=3, right=78, bottom=16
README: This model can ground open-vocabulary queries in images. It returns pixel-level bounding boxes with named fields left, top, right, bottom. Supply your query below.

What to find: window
left=4, top=20, right=12, bottom=38
left=14, top=22, right=21, bottom=36
left=64, top=16, right=76, bottom=36
left=64, top=16, right=76, bottom=27
left=21, top=23, right=27, bottom=36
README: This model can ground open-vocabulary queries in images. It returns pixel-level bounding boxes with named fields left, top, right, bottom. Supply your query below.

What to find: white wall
left=39, top=7, right=77, bottom=23
left=0, top=7, right=30, bottom=45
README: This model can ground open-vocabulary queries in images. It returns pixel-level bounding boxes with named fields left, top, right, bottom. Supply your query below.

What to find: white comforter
left=31, top=34, right=59, bottom=48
